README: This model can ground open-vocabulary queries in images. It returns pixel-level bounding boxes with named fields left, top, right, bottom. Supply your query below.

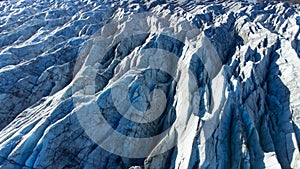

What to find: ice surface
left=0, top=0, right=300, bottom=168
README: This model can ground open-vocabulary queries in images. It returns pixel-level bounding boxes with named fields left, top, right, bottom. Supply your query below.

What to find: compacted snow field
left=0, top=0, right=300, bottom=168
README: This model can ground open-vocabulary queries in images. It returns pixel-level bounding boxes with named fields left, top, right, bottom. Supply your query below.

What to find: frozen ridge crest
left=0, top=0, right=300, bottom=169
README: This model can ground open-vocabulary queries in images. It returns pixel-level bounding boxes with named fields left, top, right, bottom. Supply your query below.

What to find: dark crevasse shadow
left=265, top=50, right=298, bottom=168
left=94, top=33, right=150, bottom=93
left=186, top=53, right=209, bottom=169
left=186, top=29, right=300, bottom=169
left=229, top=40, right=298, bottom=168
left=186, top=14, right=247, bottom=168
left=225, top=40, right=300, bottom=169
left=291, top=16, right=300, bottom=59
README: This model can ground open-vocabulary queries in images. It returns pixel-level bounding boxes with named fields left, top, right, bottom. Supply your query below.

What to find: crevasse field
left=0, top=0, right=300, bottom=168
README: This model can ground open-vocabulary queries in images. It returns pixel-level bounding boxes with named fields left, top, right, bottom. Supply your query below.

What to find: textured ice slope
left=0, top=0, right=300, bottom=168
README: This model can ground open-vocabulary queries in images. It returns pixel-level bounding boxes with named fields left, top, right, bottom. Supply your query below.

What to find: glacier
left=0, top=0, right=300, bottom=168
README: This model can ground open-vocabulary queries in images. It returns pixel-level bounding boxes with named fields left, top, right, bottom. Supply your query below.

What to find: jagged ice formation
left=0, top=0, right=300, bottom=169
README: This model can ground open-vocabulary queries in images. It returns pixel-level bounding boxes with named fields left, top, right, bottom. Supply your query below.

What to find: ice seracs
left=0, top=0, right=300, bottom=168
